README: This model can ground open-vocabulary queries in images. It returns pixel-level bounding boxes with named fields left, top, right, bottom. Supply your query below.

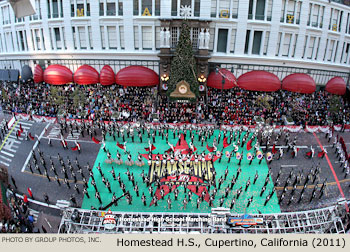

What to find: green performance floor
left=82, top=129, right=281, bottom=214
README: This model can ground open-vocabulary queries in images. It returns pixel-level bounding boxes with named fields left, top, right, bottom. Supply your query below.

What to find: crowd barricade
left=13, top=112, right=349, bottom=134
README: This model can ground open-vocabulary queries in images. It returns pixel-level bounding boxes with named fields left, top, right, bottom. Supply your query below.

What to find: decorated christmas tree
left=167, top=22, right=198, bottom=99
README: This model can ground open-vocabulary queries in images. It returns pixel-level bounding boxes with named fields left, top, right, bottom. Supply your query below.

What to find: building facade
left=0, top=0, right=350, bottom=85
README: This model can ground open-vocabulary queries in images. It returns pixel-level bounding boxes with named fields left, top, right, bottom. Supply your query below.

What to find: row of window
left=2, top=23, right=349, bottom=66
left=1, top=0, right=349, bottom=33
left=0, top=25, right=125, bottom=52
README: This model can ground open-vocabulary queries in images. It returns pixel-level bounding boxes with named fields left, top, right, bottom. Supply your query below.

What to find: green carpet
left=82, top=129, right=281, bottom=214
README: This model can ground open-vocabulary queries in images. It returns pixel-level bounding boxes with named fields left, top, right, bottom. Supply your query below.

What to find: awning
left=237, top=70, right=281, bottom=92
left=74, top=65, right=99, bottom=85
left=34, top=65, right=44, bottom=83
left=44, top=64, right=73, bottom=85
left=115, top=66, right=159, bottom=87
left=21, top=65, right=33, bottom=82
left=207, top=69, right=237, bottom=89
left=8, top=69, right=19, bottom=82
left=100, top=65, right=115, bottom=86
left=282, top=73, right=316, bottom=94
left=325, top=77, right=346, bottom=95
left=0, top=70, right=9, bottom=82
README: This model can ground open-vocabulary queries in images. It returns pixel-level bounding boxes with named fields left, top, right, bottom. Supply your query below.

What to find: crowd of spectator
left=1, top=81, right=349, bottom=126
left=0, top=188, right=35, bottom=233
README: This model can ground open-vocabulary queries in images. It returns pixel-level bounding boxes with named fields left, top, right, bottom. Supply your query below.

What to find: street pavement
left=1, top=115, right=349, bottom=220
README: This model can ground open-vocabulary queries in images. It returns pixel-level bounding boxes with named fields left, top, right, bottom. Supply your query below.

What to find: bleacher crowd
left=0, top=81, right=349, bottom=126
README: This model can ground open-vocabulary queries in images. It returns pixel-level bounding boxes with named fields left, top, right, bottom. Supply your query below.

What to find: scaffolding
left=59, top=202, right=349, bottom=234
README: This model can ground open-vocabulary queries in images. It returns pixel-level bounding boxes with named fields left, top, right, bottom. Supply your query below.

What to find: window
left=308, top=4, right=324, bottom=28
left=247, top=0, right=272, bottom=21
left=108, top=26, right=117, bottom=49
left=291, top=34, right=298, bottom=58
left=191, top=28, right=199, bottom=50
left=48, top=0, right=63, bottom=18
left=78, top=27, right=87, bottom=49
left=2, top=5, right=11, bottom=25
left=100, top=26, right=106, bottom=49
left=30, top=0, right=42, bottom=20
left=142, top=0, right=152, bottom=15
left=209, top=28, right=215, bottom=51
left=252, top=31, right=262, bottom=54
left=171, top=27, right=179, bottom=48
left=142, top=26, right=153, bottom=50
left=72, top=27, right=77, bottom=49
left=107, top=1, right=116, bottom=15
left=263, top=31, right=269, bottom=55
left=346, top=13, right=350, bottom=34
left=171, top=0, right=200, bottom=17
left=54, top=27, right=62, bottom=49
left=119, top=26, right=125, bottom=49
left=245, top=30, right=250, bottom=54
left=32, top=29, right=45, bottom=51
left=304, top=36, right=316, bottom=59
left=134, top=0, right=139, bottom=15
left=88, top=26, right=93, bottom=49
left=134, top=26, right=139, bottom=49
left=217, top=29, right=228, bottom=53
left=275, top=32, right=281, bottom=56
left=71, top=0, right=90, bottom=17
left=230, top=29, right=236, bottom=53
left=341, top=42, right=350, bottom=64
left=281, top=0, right=301, bottom=24
left=134, top=0, right=160, bottom=16
left=155, top=27, right=160, bottom=49
left=325, top=39, right=336, bottom=62
left=0, top=34, right=3, bottom=53
left=214, top=0, right=230, bottom=19
left=17, top=30, right=27, bottom=51
left=281, top=33, right=291, bottom=57
left=329, top=8, right=342, bottom=32
left=255, top=0, right=265, bottom=20
left=170, top=26, right=201, bottom=49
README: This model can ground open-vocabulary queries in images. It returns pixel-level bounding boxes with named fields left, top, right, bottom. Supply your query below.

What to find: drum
left=266, top=152, right=273, bottom=161
left=256, top=151, right=263, bottom=160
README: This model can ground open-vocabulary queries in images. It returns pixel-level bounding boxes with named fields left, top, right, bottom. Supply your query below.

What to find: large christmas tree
left=167, top=22, right=198, bottom=99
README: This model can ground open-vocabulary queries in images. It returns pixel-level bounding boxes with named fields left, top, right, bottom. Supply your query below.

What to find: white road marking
left=19, top=121, right=34, bottom=126
left=0, top=155, right=12, bottom=162
left=14, top=125, right=31, bottom=130
left=41, top=137, right=92, bottom=143
left=1, top=150, right=14, bottom=157
left=281, top=165, right=298, bottom=167
left=21, top=124, right=50, bottom=172
left=6, top=136, right=21, bottom=143
left=0, top=160, right=9, bottom=166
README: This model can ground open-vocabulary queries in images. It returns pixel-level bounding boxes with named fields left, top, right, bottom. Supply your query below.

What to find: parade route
left=1, top=119, right=350, bottom=215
